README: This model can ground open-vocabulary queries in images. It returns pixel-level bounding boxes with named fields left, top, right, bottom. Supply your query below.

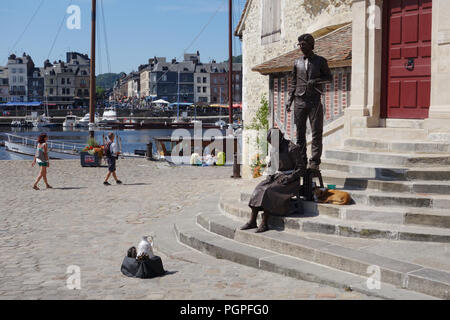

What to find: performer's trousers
left=293, top=96, right=323, bottom=168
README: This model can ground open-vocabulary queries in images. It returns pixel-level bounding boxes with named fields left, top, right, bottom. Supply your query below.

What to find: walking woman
left=31, top=133, right=52, bottom=190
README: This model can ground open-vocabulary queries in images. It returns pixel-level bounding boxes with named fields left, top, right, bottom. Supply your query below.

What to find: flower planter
left=80, top=151, right=102, bottom=167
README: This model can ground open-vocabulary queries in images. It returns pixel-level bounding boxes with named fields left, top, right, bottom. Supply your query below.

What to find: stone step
left=237, top=190, right=450, bottom=229
left=193, top=211, right=449, bottom=299
left=343, top=138, right=450, bottom=154
left=317, top=203, right=450, bottom=229
left=240, top=189, right=450, bottom=211
left=321, top=170, right=450, bottom=195
left=364, top=127, right=428, bottom=140
left=174, top=216, right=438, bottom=299
left=383, top=119, right=424, bottom=129
left=226, top=194, right=450, bottom=242
left=320, top=159, right=450, bottom=181
left=346, top=189, right=450, bottom=210
left=325, top=148, right=450, bottom=167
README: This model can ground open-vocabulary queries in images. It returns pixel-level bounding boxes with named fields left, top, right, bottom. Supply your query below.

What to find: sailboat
left=33, top=95, right=58, bottom=127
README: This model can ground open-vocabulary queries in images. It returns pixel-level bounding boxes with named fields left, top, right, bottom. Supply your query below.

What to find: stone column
left=344, top=0, right=383, bottom=138
left=424, top=0, right=450, bottom=141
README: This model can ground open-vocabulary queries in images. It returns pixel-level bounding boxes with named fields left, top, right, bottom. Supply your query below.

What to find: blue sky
left=0, top=0, right=245, bottom=74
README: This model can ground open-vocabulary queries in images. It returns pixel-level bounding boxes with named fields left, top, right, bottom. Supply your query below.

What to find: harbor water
left=0, top=126, right=230, bottom=160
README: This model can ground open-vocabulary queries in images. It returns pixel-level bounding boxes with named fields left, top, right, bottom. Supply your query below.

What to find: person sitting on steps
left=241, top=128, right=305, bottom=233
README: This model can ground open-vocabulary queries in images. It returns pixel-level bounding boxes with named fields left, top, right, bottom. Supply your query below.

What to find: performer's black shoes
left=255, top=224, right=269, bottom=233
left=240, top=222, right=257, bottom=230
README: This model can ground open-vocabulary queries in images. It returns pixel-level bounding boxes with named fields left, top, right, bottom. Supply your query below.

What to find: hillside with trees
left=96, top=72, right=125, bottom=89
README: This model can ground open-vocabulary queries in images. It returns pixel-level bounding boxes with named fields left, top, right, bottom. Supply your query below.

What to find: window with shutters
left=261, top=0, right=281, bottom=45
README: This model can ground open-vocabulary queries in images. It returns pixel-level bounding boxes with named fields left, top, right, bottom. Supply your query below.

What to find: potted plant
left=250, top=153, right=267, bottom=178
left=245, top=94, right=269, bottom=178
left=80, top=137, right=104, bottom=167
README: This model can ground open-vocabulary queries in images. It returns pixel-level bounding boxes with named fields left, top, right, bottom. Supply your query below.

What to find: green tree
left=246, top=94, right=269, bottom=131
left=96, top=86, right=105, bottom=100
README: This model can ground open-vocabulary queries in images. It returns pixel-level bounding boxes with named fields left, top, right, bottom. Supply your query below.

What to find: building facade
left=67, top=52, right=90, bottom=107
left=43, top=60, right=75, bottom=106
left=42, top=52, right=90, bottom=107
left=127, top=72, right=140, bottom=98
left=0, top=67, right=8, bottom=103
left=149, top=56, right=196, bottom=103
left=139, top=58, right=157, bottom=99
left=28, top=67, right=44, bottom=103
left=209, top=62, right=243, bottom=104
left=7, top=53, right=35, bottom=102
left=194, top=64, right=211, bottom=104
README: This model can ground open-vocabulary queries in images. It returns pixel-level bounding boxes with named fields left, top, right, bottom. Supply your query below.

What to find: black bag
left=120, top=256, right=166, bottom=279
left=104, top=141, right=112, bottom=158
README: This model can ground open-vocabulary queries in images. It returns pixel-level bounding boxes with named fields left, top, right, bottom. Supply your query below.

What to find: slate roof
left=235, top=0, right=252, bottom=37
left=252, top=23, right=352, bottom=75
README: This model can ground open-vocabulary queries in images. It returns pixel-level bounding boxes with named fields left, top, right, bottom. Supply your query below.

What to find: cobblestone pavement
left=0, top=159, right=375, bottom=299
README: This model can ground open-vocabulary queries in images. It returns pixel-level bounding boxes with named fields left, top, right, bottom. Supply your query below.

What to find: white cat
left=137, top=236, right=155, bottom=259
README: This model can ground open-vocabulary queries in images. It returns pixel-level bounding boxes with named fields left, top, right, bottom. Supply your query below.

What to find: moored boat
left=98, top=107, right=120, bottom=126
left=4, top=133, right=84, bottom=159
left=33, top=114, right=59, bottom=128
left=62, top=114, right=78, bottom=127
left=75, top=112, right=100, bottom=127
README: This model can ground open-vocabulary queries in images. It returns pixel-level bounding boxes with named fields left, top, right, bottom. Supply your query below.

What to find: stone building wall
left=239, top=0, right=352, bottom=177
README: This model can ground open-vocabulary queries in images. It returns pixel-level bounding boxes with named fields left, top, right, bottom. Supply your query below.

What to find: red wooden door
left=383, top=0, right=432, bottom=119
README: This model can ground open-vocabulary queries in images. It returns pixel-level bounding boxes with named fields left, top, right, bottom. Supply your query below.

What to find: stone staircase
left=172, top=133, right=450, bottom=299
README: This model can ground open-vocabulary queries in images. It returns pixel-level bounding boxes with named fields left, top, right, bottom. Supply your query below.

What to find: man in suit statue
left=286, top=33, right=332, bottom=171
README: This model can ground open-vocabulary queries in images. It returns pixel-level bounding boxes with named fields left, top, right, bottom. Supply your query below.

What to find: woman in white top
left=31, top=133, right=53, bottom=190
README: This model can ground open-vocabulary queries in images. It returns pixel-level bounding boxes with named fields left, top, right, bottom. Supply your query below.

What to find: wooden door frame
left=380, top=0, right=390, bottom=119
left=380, top=0, right=433, bottom=119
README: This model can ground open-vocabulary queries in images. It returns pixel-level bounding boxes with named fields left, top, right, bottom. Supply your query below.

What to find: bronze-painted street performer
left=286, top=33, right=332, bottom=171
left=241, top=128, right=305, bottom=233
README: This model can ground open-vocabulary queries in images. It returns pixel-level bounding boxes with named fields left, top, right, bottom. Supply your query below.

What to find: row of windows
left=211, top=85, right=240, bottom=93
left=10, top=68, right=25, bottom=74
left=10, top=85, right=25, bottom=91
left=47, top=78, right=86, bottom=85
left=49, top=88, right=86, bottom=95
left=11, top=76, right=24, bottom=83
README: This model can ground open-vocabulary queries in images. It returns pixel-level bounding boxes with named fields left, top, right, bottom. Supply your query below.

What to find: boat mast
left=177, top=69, right=180, bottom=121
left=228, top=0, right=233, bottom=125
left=229, top=0, right=240, bottom=178
left=89, top=0, right=96, bottom=138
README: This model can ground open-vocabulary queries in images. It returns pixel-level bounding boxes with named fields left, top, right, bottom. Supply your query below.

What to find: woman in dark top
left=241, top=128, right=305, bottom=233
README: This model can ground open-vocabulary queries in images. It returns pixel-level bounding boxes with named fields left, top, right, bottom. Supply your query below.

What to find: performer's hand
left=285, top=101, right=292, bottom=113
left=280, top=176, right=291, bottom=184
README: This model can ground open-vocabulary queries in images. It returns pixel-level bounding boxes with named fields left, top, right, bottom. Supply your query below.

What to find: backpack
left=104, top=141, right=113, bottom=158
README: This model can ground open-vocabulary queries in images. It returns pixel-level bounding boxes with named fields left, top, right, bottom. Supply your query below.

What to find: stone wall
left=240, top=0, right=352, bottom=178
